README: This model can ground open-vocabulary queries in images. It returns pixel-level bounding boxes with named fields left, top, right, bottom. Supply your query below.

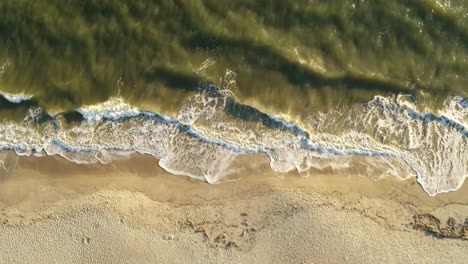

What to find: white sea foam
left=0, top=88, right=466, bottom=196
left=77, top=97, right=141, bottom=122
left=295, top=94, right=467, bottom=196
left=0, top=91, right=33, bottom=103
left=439, top=96, right=468, bottom=129
left=0, top=61, right=33, bottom=103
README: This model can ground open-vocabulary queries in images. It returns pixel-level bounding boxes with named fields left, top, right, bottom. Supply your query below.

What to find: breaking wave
left=0, top=79, right=466, bottom=195
left=0, top=91, right=33, bottom=104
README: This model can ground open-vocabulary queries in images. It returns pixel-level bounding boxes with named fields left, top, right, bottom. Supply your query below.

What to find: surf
left=0, top=83, right=466, bottom=196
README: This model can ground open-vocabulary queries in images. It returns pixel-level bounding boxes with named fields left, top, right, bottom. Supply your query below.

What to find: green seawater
left=0, top=0, right=467, bottom=116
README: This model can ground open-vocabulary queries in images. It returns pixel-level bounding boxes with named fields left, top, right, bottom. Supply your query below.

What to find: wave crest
left=0, top=91, right=33, bottom=104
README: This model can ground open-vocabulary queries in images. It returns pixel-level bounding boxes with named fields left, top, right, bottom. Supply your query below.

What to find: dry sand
left=0, top=153, right=467, bottom=264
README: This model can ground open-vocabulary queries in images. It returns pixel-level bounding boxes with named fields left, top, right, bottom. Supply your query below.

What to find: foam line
left=0, top=92, right=466, bottom=196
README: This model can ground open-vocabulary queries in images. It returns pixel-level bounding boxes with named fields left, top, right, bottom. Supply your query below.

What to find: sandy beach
left=0, top=153, right=466, bottom=263
left=1, top=1, right=468, bottom=263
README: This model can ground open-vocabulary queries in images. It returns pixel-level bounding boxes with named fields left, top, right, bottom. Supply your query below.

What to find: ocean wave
left=77, top=97, right=142, bottom=122
left=0, top=91, right=33, bottom=104
left=0, top=86, right=466, bottom=196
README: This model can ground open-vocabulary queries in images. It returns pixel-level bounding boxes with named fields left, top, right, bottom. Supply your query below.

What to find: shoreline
left=2, top=152, right=468, bottom=206
left=0, top=153, right=467, bottom=263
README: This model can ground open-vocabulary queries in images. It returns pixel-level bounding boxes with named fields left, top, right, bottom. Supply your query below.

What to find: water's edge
left=0, top=86, right=466, bottom=196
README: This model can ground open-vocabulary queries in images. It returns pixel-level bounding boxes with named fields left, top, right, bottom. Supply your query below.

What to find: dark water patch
left=143, top=66, right=208, bottom=92
left=0, top=94, right=36, bottom=110
left=224, top=98, right=309, bottom=138
left=186, top=30, right=423, bottom=95
left=0, top=94, right=39, bottom=121
left=59, top=111, right=84, bottom=124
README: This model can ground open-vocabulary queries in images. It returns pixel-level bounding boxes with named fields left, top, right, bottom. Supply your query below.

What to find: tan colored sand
left=0, top=154, right=467, bottom=263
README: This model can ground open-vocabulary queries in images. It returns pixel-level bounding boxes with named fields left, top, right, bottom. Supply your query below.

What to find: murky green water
left=0, top=0, right=467, bottom=115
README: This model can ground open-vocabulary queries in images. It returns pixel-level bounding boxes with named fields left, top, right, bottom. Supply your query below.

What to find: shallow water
left=0, top=0, right=467, bottom=195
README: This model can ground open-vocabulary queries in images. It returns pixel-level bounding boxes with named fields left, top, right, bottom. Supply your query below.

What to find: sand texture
left=0, top=154, right=467, bottom=264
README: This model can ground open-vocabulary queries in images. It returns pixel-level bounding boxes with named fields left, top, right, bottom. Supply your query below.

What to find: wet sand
left=0, top=153, right=467, bottom=263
